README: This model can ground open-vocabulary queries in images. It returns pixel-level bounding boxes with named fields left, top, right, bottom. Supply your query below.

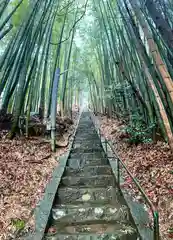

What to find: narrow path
left=43, top=111, right=140, bottom=239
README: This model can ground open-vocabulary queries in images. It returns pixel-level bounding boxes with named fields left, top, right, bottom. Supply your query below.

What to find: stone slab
left=61, top=175, right=116, bottom=187
left=44, top=223, right=138, bottom=239
left=55, top=186, right=119, bottom=204
left=67, top=158, right=109, bottom=168
left=65, top=165, right=112, bottom=177
left=51, top=204, right=130, bottom=225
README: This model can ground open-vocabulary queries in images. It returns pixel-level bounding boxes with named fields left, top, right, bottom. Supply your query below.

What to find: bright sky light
left=74, top=2, right=95, bottom=48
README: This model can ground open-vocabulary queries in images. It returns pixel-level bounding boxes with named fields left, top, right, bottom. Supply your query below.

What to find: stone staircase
left=44, top=112, right=140, bottom=240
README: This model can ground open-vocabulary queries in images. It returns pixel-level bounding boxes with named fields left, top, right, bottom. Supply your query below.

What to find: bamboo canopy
left=1, top=0, right=173, bottom=152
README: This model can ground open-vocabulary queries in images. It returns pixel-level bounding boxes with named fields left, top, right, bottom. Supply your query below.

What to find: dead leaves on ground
left=99, top=116, right=173, bottom=240
left=0, top=138, right=57, bottom=239
left=0, top=113, right=78, bottom=240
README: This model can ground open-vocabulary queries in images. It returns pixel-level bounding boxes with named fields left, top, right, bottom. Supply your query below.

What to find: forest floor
left=0, top=111, right=79, bottom=240
left=98, top=115, right=173, bottom=240
left=1, top=111, right=172, bottom=239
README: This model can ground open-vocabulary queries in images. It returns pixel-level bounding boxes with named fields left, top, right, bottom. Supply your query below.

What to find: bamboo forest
left=1, top=0, right=173, bottom=239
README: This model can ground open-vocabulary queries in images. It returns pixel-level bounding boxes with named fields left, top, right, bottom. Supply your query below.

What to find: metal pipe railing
left=91, top=112, right=160, bottom=240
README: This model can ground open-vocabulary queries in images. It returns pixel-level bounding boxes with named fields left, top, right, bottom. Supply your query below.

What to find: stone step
left=67, top=158, right=109, bottom=168
left=78, top=119, right=91, bottom=122
left=74, top=132, right=98, bottom=137
left=44, top=223, right=138, bottom=239
left=72, top=143, right=102, bottom=150
left=75, top=125, right=95, bottom=128
left=69, top=152, right=106, bottom=161
left=74, top=136, right=97, bottom=139
left=77, top=122, right=94, bottom=125
left=43, top=113, right=140, bottom=240
left=75, top=131, right=96, bottom=135
left=51, top=204, right=130, bottom=225
left=65, top=165, right=112, bottom=177
left=73, top=138, right=101, bottom=146
left=44, top=232, right=139, bottom=240
left=75, top=127, right=95, bottom=131
left=61, top=175, right=115, bottom=187
left=76, top=126, right=94, bottom=129
left=74, top=137, right=100, bottom=142
left=75, top=130, right=97, bottom=134
left=75, top=129, right=96, bottom=133
left=76, top=121, right=93, bottom=124
left=73, top=138, right=100, bottom=143
left=56, top=186, right=118, bottom=204
left=70, top=148, right=104, bottom=154
left=75, top=132, right=97, bottom=136
left=76, top=122, right=94, bottom=125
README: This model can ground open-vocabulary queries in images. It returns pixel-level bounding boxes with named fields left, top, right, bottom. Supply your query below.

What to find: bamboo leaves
left=79, top=0, right=173, bottom=151
left=0, top=0, right=88, bottom=139
left=2, top=0, right=173, bottom=152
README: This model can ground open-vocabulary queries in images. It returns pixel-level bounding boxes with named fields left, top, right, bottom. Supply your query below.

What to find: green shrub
left=11, top=218, right=25, bottom=231
left=123, top=114, right=155, bottom=144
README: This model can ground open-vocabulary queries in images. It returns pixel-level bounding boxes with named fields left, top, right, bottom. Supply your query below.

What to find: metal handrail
left=91, top=112, right=160, bottom=240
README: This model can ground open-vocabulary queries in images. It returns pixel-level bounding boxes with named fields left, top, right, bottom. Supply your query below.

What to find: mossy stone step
left=70, top=148, right=103, bottom=154
left=70, top=149, right=103, bottom=154
left=75, top=130, right=96, bottom=134
left=69, top=152, right=106, bottom=160
left=61, top=175, right=115, bottom=187
left=65, top=165, right=112, bottom=177
left=67, top=158, right=109, bottom=168
left=56, top=186, right=119, bottom=204
left=73, top=139, right=100, bottom=143
left=75, top=132, right=97, bottom=136
left=44, top=223, right=138, bottom=239
left=72, top=141, right=101, bottom=149
left=73, top=138, right=100, bottom=143
left=51, top=204, right=130, bottom=225
left=44, top=233, right=138, bottom=240
left=74, top=132, right=99, bottom=137
left=40, top=112, right=141, bottom=240
left=75, top=130, right=97, bottom=134
left=75, top=127, right=95, bottom=131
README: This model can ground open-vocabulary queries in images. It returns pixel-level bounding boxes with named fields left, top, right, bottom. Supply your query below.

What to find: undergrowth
left=123, top=113, right=155, bottom=144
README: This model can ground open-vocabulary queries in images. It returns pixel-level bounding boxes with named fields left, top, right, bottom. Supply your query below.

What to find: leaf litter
left=0, top=112, right=79, bottom=240
left=98, top=115, right=173, bottom=240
